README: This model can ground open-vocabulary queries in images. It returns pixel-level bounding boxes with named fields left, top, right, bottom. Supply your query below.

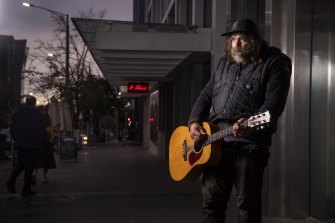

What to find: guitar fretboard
left=200, top=126, right=234, bottom=147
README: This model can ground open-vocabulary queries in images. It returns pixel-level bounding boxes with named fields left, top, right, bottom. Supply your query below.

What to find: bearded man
left=188, top=19, right=292, bottom=222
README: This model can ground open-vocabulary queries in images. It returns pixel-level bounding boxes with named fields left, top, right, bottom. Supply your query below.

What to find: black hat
left=221, top=19, right=259, bottom=36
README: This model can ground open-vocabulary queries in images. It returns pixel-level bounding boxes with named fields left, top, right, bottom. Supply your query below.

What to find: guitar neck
left=201, top=126, right=233, bottom=147
left=198, top=112, right=270, bottom=148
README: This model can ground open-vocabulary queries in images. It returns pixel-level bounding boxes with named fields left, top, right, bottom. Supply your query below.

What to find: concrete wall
left=260, top=0, right=335, bottom=221
left=309, top=0, right=335, bottom=219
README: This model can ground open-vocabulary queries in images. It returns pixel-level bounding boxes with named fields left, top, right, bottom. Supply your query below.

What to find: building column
left=192, top=0, right=204, bottom=27
left=211, top=0, right=228, bottom=69
left=142, top=95, right=150, bottom=149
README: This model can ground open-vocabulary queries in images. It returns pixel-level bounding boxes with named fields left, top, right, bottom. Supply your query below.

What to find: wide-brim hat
left=221, top=19, right=259, bottom=36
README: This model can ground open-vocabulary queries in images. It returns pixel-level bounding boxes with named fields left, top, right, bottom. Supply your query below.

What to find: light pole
left=22, top=2, right=70, bottom=105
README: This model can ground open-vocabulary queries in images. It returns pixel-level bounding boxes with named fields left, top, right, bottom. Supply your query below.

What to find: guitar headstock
left=245, top=111, right=271, bottom=128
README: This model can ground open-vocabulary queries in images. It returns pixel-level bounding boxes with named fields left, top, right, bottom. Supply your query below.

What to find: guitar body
left=169, top=122, right=222, bottom=181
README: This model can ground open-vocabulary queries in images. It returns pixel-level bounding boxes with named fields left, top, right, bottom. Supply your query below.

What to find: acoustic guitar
left=169, top=111, right=271, bottom=182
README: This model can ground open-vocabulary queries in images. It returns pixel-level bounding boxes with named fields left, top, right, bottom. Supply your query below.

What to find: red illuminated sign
left=128, top=83, right=149, bottom=93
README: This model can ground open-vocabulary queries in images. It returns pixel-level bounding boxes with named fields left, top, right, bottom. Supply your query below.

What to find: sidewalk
left=0, top=159, right=11, bottom=170
left=0, top=141, right=206, bottom=223
left=0, top=141, right=312, bottom=223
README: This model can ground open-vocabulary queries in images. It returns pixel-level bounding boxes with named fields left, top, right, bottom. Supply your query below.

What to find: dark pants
left=8, top=148, right=39, bottom=192
left=201, top=145, right=269, bottom=223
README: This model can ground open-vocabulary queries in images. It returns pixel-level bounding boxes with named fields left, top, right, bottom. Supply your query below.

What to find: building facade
left=73, top=0, right=335, bottom=221
left=0, top=35, right=27, bottom=128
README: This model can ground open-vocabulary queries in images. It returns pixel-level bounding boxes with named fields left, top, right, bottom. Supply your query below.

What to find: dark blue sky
left=0, top=0, right=133, bottom=47
left=0, top=0, right=133, bottom=102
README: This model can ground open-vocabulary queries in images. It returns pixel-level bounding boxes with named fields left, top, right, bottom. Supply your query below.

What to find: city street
left=0, top=141, right=210, bottom=223
left=0, top=141, right=311, bottom=223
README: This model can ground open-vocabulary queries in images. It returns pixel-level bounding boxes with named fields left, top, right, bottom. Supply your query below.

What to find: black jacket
left=10, top=105, right=46, bottom=149
left=188, top=46, right=292, bottom=146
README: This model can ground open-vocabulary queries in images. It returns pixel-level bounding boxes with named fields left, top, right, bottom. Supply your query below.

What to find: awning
left=71, top=18, right=211, bottom=96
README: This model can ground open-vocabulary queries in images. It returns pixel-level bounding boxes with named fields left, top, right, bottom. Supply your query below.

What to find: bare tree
left=23, top=9, right=106, bottom=128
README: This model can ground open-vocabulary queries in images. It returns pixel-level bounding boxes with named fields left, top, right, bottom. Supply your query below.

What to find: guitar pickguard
left=182, top=140, right=203, bottom=166
left=188, top=149, right=203, bottom=166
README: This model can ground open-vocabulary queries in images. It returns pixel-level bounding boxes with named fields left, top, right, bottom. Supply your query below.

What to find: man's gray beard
left=231, top=48, right=247, bottom=63
left=232, top=53, right=245, bottom=63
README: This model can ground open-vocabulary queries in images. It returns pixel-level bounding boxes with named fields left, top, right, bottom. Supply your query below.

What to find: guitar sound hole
left=194, top=143, right=202, bottom=152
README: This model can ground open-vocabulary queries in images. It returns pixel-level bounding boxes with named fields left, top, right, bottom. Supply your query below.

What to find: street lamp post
left=22, top=2, right=70, bottom=105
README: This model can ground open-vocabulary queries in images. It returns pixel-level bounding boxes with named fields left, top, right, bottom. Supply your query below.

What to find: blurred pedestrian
left=32, top=112, right=57, bottom=184
left=6, top=96, right=46, bottom=196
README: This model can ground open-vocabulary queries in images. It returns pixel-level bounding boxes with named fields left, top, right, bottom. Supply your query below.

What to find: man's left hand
left=232, top=118, right=254, bottom=138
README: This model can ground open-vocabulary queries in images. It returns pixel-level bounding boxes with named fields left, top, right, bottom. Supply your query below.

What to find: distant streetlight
left=22, top=2, right=70, bottom=105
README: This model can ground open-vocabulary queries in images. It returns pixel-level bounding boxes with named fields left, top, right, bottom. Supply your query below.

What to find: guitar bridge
left=182, top=140, right=187, bottom=161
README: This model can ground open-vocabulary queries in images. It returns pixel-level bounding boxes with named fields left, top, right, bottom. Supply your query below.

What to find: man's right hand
left=189, top=122, right=207, bottom=143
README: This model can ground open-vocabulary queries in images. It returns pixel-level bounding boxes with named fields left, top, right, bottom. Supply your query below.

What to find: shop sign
left=128, top=82, right=149, bottom=93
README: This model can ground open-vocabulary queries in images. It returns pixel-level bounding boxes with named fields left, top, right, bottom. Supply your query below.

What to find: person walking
left=6, top=96, right=46, bottom=196
left=188, top=19, right=292, bottom=222
left=32, top=112, right=56, bottom=184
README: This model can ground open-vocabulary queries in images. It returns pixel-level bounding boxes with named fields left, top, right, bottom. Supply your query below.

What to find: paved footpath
left=0, top=141, right=238, bottom=223
left=0, top=141, right=312, bottom=223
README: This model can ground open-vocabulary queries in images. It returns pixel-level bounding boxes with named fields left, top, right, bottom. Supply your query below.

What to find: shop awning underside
left=72, top=18, right=211, bottom=96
